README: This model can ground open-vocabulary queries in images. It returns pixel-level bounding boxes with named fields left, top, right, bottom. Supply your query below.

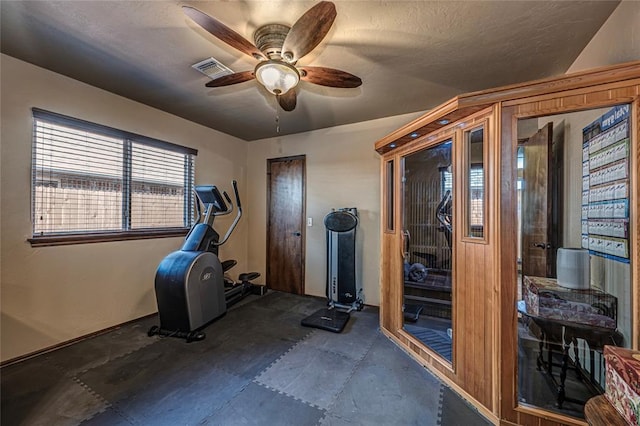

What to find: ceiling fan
left=183, top=1, right=362, bottom=112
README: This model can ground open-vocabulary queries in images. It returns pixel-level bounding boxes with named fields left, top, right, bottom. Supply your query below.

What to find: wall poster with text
left=581, top=105, right=631, bottom=263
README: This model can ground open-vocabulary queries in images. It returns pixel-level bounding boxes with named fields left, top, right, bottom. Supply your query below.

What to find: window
left=465, top=126, right=485, bottom=239
left=468, top=166, right=484, bottom=227
left=441, top=167, right=453, bottom=195
left=30, top=109, right=196, bottom=244
left=385, top=159, right=395, bottom=231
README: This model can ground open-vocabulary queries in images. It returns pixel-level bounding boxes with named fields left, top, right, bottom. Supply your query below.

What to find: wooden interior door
left=266, top=156, right=305, bottom=294
left=521, top=122, right=553, bottom=277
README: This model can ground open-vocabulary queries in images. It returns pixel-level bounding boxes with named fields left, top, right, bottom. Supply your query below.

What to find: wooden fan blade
left=205, top=71, right=255, bottom=87
left=281, top=1, right=336, bottom=63
left=182, top=6, right=265, bottom=60
left=299, top=66, right=362, bottom=88
left=277, top=89, right=297, bottom=112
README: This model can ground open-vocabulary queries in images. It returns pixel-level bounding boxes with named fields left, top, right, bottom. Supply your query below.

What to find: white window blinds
left=32, top=109, right=196, bottom=236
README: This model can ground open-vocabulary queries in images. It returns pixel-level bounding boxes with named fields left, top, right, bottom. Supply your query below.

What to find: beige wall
left=567, top=0, right=640, bottom=73
left=245, top=112, right=422, bottom=306
left=0, top=55, right=249, bottom=362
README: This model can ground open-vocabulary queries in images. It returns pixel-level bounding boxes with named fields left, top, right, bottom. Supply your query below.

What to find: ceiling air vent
left=191, top=57, right=233, bottom=80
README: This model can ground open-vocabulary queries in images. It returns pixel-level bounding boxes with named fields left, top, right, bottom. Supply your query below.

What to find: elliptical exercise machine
left=148, top=181, right=262, bottom=342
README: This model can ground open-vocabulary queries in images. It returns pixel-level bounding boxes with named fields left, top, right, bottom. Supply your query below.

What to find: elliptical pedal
left=147, top=325, right=206, bottom=343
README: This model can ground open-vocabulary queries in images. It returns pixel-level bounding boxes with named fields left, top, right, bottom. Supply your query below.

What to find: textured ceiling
left=1, top=1, right=620, bottom=141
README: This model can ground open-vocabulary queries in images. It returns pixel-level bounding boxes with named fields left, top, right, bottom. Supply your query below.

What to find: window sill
left=28, top=228, right=189, bottom=247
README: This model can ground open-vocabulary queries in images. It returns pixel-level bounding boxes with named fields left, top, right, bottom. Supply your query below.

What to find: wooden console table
left=584, top=395, right=627, bottom=425
left=518, top=303, right=623, bottom=408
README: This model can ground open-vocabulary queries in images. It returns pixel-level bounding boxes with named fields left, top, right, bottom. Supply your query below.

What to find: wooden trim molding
left=28, top=228, right=189, bottom=247
left=0, top=313, right=158, bottom=367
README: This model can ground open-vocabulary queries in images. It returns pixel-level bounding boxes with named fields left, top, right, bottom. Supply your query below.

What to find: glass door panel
left=516, top=105, right=633, bottom=419
left=402, top=140, right=453, bottom=364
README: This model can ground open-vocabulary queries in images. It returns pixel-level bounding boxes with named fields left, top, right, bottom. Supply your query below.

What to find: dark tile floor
left=2, top=292, right=492, bottom=425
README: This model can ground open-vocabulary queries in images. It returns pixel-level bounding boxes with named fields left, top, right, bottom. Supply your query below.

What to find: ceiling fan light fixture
left=255, top=60, right=300, bottom=95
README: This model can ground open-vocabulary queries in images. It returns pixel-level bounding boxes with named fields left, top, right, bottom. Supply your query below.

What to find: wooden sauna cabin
left=374, top=61, right=639, bottom=425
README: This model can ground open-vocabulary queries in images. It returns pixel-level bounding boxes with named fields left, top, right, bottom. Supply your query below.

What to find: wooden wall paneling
left=478, top=111, right=499, bottom=412
left=379, top=155, right=390, bottom=331
left=498, top=104, right=519, bottom=425
left=379, top=232, right=392, bottom=330
left=456, top=243, right=468, bottom=380
left=489, top=105, right=502, bottom=415
left=380, top=152, right=403, bottom=334
left=457, top=116, right=495, bottom=408
left=536, top=99, right=565, bottom=115
left=480, top=246, right=492, bottom=407
left=394, top=151, right=404, bottom=333
left=470, top=244, right=486, bottom=400
left=453, top=127, right=464, bottom=380
left=504, top=80, right=640, bottom=117
left=380, top=108, right=500, bottom=418
left=374, top=102, right=489, bottom=154
left=457, top=145, right=491, bottom=406
left=516, top=414, right=542, bottom=426
left=585, top=89, right=617, bottom=105
left=379, top=158, right=386, bottom=329
left=561, top=94, right=588, bottom=110
left=463, top=62, right=640, bottom=110
left=481, top=245, right=493, bottom=406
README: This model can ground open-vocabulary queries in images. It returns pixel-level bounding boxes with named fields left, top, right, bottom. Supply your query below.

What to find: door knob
left=292, top=232, right=301, bottom=236
left=532, top=243, right=551, bottom=249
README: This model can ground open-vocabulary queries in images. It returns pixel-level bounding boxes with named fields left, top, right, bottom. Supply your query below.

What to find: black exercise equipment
left=300, top=308, right=351, bottom=333
left=436, top=189, right=452, bottom=248
left=403, top=304, right=424, bottom=323
left=301, top=207, right=363, bottom=333
left=403, top=189, right=453, bottom=323
left=148, top=181, right=263, bottom=342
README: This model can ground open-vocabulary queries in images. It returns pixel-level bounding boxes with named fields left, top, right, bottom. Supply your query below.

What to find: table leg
left=536, top=331, right=544, bottom=371
left=547, top=338, right=553, bottom=376
left=571, top=337, right=584, bottom=382
left=557, top=342, right=569, bottom=408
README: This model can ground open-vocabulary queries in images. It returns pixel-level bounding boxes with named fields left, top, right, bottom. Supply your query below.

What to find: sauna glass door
left=402, top=140, right=453, bottom=364
left=516, top=105, right=633, bottom=419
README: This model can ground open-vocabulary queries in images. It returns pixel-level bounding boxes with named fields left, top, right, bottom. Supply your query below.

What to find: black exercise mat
left=403, top=325, right=452, bottom=362
left=301, top=308, right=350, bottom=333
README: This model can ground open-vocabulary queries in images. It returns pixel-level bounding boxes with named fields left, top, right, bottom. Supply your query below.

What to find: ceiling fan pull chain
left=275, top=96, right=281, bottom=134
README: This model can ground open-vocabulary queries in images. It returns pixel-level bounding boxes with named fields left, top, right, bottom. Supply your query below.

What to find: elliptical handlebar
left=232, top=180, right=241, bottom=209
left=213, top=180, right=242, bottom=247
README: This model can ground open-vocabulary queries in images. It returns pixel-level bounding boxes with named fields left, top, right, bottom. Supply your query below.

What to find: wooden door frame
left=266, top=155, right=306, bottom=294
